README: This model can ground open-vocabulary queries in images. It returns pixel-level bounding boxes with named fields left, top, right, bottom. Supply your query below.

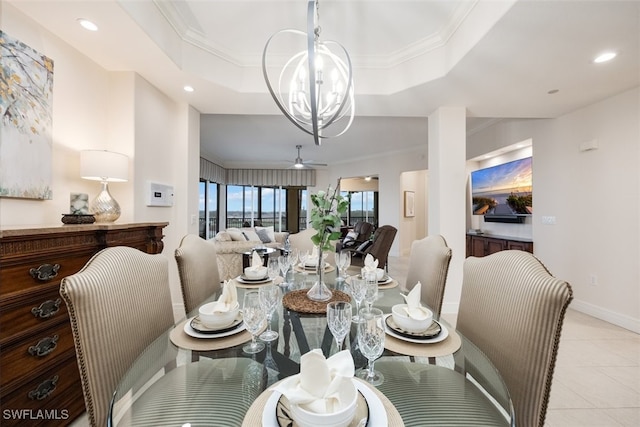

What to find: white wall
left=399, top=170, right=428, bottom=256
left=468, top=88, right=640, bottom=332
left=1, top=5, right=196, bottom=315
left=328, top=147, right=429, bottom=258
left=0, top=5, right=112, bottom=224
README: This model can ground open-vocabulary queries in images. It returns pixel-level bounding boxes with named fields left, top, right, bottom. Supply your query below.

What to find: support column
left=428, top=107, right=466, bottom=314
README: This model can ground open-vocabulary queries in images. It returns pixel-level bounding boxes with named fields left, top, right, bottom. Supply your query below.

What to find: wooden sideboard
left=0, top=222, right=168, bottom=426
left=466, top=233, right=533, bottom=258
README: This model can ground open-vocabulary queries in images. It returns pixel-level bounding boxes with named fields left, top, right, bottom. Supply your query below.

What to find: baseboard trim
left=440, top=300, right=639, bottom=334
left=570, top=299, right=640, bottom=334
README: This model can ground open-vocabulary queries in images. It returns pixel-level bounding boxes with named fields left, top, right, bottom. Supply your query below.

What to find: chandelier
left=262, top=0, right=354, bottom=145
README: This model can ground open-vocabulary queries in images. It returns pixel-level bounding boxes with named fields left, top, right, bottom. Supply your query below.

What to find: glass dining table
left=108, top=267, right=515, bottom=426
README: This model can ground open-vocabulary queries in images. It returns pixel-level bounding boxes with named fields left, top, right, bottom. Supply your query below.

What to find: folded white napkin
left=247, top=251, right=263, bottom=270
left=210, top=280, right=238, bottom=313
left=362, top=254, right=379, bottom=274
left=402, top=282, right=431, bottom=320
left=272, top=349, right=355, bottom=414
left=305, top=246, right=327, bottom=266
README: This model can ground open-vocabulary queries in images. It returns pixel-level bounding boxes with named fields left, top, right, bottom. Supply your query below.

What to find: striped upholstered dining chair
left=404, top=234, right=452, bottom=317
left=175, top=234, right=222, bottom=315
left=456, top=250, right=573, bottom=427
left=60, top=247, right=175, bottom=427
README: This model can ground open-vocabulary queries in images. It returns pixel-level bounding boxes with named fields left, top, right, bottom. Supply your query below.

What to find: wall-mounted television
left=471, top=157, right=532, bottom=223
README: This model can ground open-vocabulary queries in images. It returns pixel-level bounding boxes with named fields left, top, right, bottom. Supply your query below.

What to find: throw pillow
left=256, top=228, right=272, bottom=243
left=242, top=228, right=261, bottom=242
left=215, top=231, right=231, bottom=242
left=255, top=226, right=276, bottom=242
left=344, top=231, right=358, bottom=241
left=226, top=228, right=245, bottom=241
left=356, top=240, right=372, bottom=252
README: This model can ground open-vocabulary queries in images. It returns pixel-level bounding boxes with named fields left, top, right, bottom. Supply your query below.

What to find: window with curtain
left=199, top=180, right=220, bottom=239
left=226, top=185, right=298, bottom=231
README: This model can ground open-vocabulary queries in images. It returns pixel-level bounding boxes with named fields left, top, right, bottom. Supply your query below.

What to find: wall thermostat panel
left=147, top=182, right=174, bottom=207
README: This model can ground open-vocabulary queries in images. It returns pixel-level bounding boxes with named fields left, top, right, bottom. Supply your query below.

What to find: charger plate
left=169, top=317, right=265, bottom=351
left=383, top=318, right=462, bottom=358
left=293, top=264, right=335, bottom=273
left=241, top=378, right=403, bottom=427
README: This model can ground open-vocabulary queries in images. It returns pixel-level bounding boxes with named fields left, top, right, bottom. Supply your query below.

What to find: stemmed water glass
left=327, top=301, right=352, bottom=352
left=278, top=255, right=291, bottom=286
left=267, top=258, right=280, bottom=282
left=258, top=284, right=280, bottom=342
left=334, top=251, right=351, bottom=281
left=363, top=271, right=379, bottom=310
left=242, top=291, right=266, bottom=354
left=298, top=250, right=309, bottom=272
left=357, top=307, right=385, bottom=386
left=349, top=277, right=367, bottom=323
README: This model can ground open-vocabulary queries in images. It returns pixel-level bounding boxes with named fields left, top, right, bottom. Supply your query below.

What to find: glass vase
left=306, top=246, right=332, bottom=301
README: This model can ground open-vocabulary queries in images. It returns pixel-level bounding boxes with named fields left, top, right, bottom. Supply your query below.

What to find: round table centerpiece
left=307, top=179, right=348, bottom=302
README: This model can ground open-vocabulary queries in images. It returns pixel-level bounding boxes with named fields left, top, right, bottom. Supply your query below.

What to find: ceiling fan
left=289, top=145, right=327, bottom=169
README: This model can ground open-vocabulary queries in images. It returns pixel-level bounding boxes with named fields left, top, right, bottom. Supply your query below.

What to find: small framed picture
left=404, top=191, right=415, bottom=217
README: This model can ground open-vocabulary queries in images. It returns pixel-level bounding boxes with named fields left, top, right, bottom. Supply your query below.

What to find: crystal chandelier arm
left=262, top=0, right=354, bottom=145
left=307, top=0, right=320, bottom=145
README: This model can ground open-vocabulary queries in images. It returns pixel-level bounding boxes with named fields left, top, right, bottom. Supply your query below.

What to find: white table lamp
left=80, top=150, right=128, bottom=223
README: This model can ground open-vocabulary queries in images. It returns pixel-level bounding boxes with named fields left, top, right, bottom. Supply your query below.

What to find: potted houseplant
left=307, top=179, right=349, bottom=301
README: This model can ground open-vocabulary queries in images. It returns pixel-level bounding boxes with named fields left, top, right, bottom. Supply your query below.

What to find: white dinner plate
left=382, top=314, right=449, bottom=344
left=183, top=316, right=247, bottom=339
left=261, top=379, right=388, bottom=427
left=235, top=275, right=272, bottom=284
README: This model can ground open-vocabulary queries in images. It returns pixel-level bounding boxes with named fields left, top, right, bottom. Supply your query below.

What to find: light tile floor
left=71, top=255, right=640, bottom=427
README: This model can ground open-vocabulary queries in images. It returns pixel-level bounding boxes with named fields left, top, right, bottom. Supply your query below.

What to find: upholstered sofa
left=211, top=226, right=288, bottom=280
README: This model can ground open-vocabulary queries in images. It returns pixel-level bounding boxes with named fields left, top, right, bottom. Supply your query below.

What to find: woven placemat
left=169, top=318, right=265, bottom=351
left=293, top=264, right=336, bottom=273
left=282, top=289, right=351, bottom=314
left=384, top=327, right=462, bottom=357
left=241, top=377, right=404, bottom=426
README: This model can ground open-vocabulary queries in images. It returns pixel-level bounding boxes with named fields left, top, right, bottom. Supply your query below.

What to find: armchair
left=345, top=225, right=397, bottom=270
left=336, top=221, right=375, bottom=251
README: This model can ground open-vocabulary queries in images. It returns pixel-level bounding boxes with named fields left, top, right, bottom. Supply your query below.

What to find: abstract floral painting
left=0, top=31, right=54, bottom=199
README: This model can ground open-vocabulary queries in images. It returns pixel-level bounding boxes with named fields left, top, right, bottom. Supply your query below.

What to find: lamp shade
left=80, top=150, right=128, bottom=182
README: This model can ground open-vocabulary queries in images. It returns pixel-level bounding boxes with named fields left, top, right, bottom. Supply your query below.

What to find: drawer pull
left=28, top=335, right=59, bottom=357
left=29, top=263, right=61, bottom=281
left=28, top=375, right=58, bottom=400
left=31, top=298, right=62, bottom=319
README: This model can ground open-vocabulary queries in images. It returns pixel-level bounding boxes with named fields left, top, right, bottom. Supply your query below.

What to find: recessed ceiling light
left=77, top=18, right=98, bottom=32
left=594, top=51, right=617, bottom=63
left=183, top=85, right=194, bottom=92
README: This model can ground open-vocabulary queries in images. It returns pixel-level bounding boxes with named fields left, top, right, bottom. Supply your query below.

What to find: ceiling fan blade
left=304, top=160, right=328, bottom=166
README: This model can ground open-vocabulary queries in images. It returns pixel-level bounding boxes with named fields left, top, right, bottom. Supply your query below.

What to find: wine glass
left=278, top=255, right=291, bottom=286
left=334, top=251, right=350, bottom=281
left=298, top=250, right=309, bottom=272
left=363, top=271, right=379, bottom=310
left=357, top=307, right=385, bottom=385
left=349, top=277, right=367, bottom=323
left=327, top=301, right=352, bottom=352
left=242, top=292, right=266, bottom=354
left=288, top=248, right=299, bottom=268
left=267, top=258, right=280, bottom=282
left=258, top=284, right=280, bottom=342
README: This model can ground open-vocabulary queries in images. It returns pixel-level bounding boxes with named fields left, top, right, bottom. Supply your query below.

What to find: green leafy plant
left=506, top=193, right=532, bottom=214
left=309, top=179, right=349, bottom=251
